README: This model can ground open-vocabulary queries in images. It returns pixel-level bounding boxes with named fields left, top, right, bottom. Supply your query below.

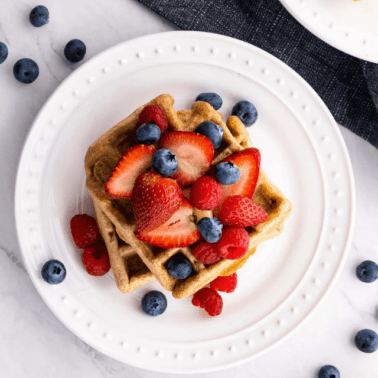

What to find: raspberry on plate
left=70, top=214, right=101, bottom=249
left=191, top=242, right=222, bottom=264
left=82, top=242, right=111, bottom=276
left=192, top=287, right=223, bottom=316
left=216, top=227, right=250, bottom=260
left=138, top=104, right=168, bottom=134
left=210, top=273, right=237, bottom=293
left=190, top=176, right=223, bottom=210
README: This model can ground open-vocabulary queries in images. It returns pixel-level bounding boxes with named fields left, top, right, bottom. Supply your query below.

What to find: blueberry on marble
left=152, top=149, right=178, bottom=177
left=355, top=329, right=378, bottom=353
left=29, top=5, right=49, bottom=27
left=196, top=121, right=224, bottom=149
left=195, top=93, right=223, bottom=110
left=64, top=39, right=86, bottom=63
left=318, top=365, right=340, bottom=378
left=141, top=291, right=167, bottom=316
left=41, top=260, right=66, bottom=284
left=136, top=123, right=161, bottom=145
left=167, top=254, right=193, bottom=279
left=197, top=217, right=223, bottom=243
left=13, top=58, right=39, bottom=84
left=0, top=42, right=8, bottom=64
left=214, top=162, right=240, bottom=185
left=356, top=260, right=378, bottom=283
left=232, top=100, right=258, bottom=127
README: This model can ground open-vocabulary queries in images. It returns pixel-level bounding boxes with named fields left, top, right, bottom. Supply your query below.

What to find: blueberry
left=29, top=5, right=49, bottom=27
left=196, top=121, right=224, bottom=149
left=13, top=58, right=39, bottom=84
left=355, top=329, right=378, bottom=353
left=41, top=259, right=66, bottom=284
left=356, top=260, right=378, bottom=283
left=167, top=254, right=193, bottom=279
left=64, top=39, right=86, bottom=63
left=195, top=93, right=223, bottom=110
left=152, top=149, right=178, bottom=176
left=0, top=42, right=8, bottom=64
left=197, top=217, right=223, bottom=243
left=232, top=100, right=258, bottom=127
left=214, top=162, right=240, bottom=185
left=318, top=365, right=340, bottom=378
left=136, top=123, right=161, bottom=145
left=141, top=291, right=167, bottom=316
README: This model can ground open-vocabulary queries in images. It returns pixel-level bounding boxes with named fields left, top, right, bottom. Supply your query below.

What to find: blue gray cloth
left=138, top=0, right=378, bottom=148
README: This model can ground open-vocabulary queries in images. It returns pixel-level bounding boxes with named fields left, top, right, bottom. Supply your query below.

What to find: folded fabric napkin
left=138, top=0, right=378, bottom=149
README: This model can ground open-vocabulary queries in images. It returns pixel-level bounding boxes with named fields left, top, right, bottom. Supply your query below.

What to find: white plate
left=15, top=31, right=355, bottom=373
left=278, top=0, right=378, bottom=63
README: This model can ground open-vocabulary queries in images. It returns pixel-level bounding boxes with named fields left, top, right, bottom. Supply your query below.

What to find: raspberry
left=217, top=195, right=268, bottom=227
left=70, top=214, right=101, bottom=249
left=190, top=176, right=223, bottom=210
left=138, top=104, right=168, bottom=134
left=82, top=242, right=111, bottom=276
left=192, top=287, right=223, bottom=316
left=210, top=273, right=238, bottom=293
left=216, top=227, right=249, bottom=260
left=192, top=242, right=222, bottom=264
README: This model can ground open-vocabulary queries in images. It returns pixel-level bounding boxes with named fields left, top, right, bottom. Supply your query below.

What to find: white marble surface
left=1, top=0, right=378, bottom=377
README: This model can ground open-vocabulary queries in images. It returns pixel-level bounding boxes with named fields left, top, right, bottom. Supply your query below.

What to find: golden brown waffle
left=85, top=94, right=292, bottom=299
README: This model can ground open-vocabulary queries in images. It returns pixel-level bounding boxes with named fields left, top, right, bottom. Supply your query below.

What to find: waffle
left=85, top=94, right=292, bottom=299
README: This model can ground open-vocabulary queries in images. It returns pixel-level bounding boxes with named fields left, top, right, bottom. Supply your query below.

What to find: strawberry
left=138, top=104, right=168, bottom=134
left=70, top=214, right=101, bottom=249
left=215, top=148, right=260, bottom=199
left=136, top=199, right=200, bottom=248
left=82, top=242, right=111, bottom=276
left=159, top=131, right=214, bottom=186
left=132, top=171, right=183, bottom=232
left=217, top=195, right=268, bottom=227
left=105, top=145, right=156, bottom=200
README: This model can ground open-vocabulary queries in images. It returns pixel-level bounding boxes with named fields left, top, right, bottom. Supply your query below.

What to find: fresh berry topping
left=190, top=176, right=223, bottom=210
left=318, top=365, right=340, bottom=378
left=196, top=121, right=224, bottom=149
left=132, top=171, right=182, bottom=232
left=82, top=242, right=111, bottom=276
left=192, top=242, right=222, bottom=264
left=355, top=329, right=378, bottom=353
left=210, top=273, right=237, bottom=293
left=152, top=149, right=178, bottom=177
left=29, top=5, right=49, bottom=27
left=0, top=42, right=9, bottom=64
left=64, top=39, right=86, bottom=63
left=159, top=131, right=214, bottom=186
left=214, top=162, right=241, bottom=185
left=232, top=101, right=258, bottom=127
left=41, top=260, right=66, bottom=284
left=197, top=217, right=223, bottom=243
left=216, top=227, right=249, bottom=260
left=195, top=93, right=223, bottom=110
left=105, top=145, right=156, bottom=200
left=166, top=254, right=193, bottom=279
left=138, top=104, right=168, bottom=134
left=215, top=148, right=261, bottom=199
left=70, top=214, right=101, bottom=249
left=137, top=198, right=200, bottom=248
left=217, top=196, right=268, bottom=227
left=13, top=58, right=39, bottom=84
left=356, top=260, right=378, bottom=283
left=141, top=291, right=167, bottom=316
left=136, top=123, right=161, bottom=144
left=192, top=287, right=223, bottom=316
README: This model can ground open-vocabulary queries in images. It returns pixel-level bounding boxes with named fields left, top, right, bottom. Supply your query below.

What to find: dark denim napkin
left=138, top=0, right=378, bottom=148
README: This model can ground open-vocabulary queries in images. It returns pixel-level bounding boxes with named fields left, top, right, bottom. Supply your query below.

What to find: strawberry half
left=138, top=104, right=168, bottom=134
left=105, top=145, right=156, bottom=200
left=132, top=171, right=183, bottom=232
left=159, top=131, right=214, bottom=186
left=136, top=199, right=200, bottom=248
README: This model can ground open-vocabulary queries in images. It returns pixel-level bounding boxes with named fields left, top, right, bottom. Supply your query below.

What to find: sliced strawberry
left=138, top=104, right=168, bottom=134
left=136, top=199, right=200, bottom=248
left=105, top=145, right=156, bottom=200
left=132, top=171, right=182, bottom=232
left=159, top=131, right=214, bottom=186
